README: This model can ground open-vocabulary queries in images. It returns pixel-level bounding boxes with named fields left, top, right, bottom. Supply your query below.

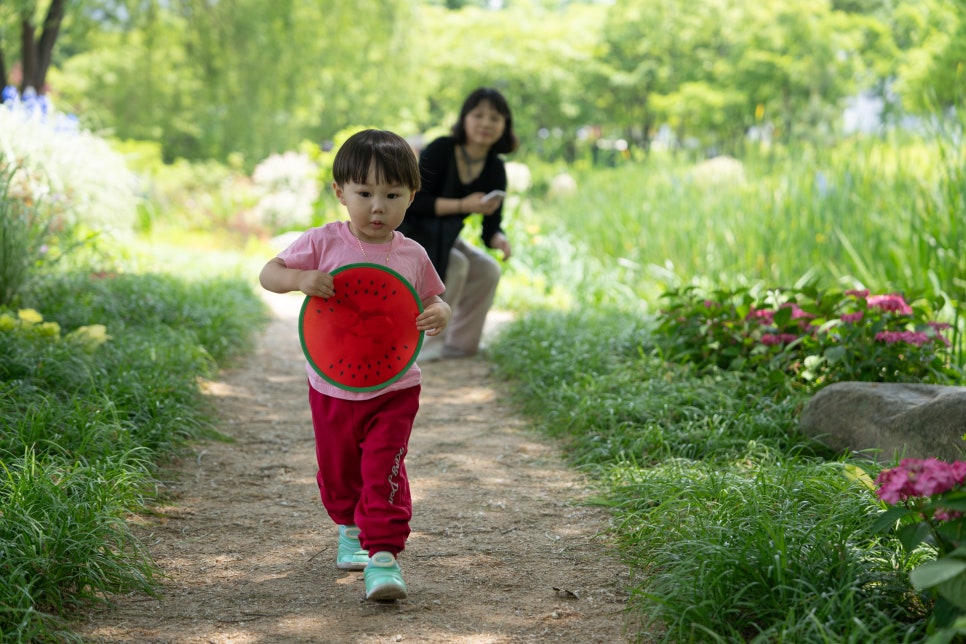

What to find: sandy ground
left=73, top=291, right=635, bottom=643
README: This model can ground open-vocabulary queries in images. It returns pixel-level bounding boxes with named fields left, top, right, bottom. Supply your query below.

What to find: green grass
left=0, top=264, right=269, bottom=642
left=488, top=309, right=933, bottom=642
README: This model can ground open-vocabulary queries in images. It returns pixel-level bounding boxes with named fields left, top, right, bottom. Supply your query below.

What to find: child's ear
left=333, top=182, right=346, bottom=204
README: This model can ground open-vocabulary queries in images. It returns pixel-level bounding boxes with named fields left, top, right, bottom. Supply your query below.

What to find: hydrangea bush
left=654, top=285, right=959, bottom=387
left=874, top=459, right=966, bottom=641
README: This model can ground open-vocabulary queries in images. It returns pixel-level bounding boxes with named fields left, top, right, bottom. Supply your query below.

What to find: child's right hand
left=298, top=270, right=335, bottom=299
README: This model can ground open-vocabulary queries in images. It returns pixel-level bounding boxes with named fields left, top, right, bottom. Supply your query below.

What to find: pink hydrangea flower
left=875, top=458, right=966, bottom=505
left=875, top=331, right=931, bottom=346
left=761, top=333, right=799, bottom=346
left=934, top=509, right=964, bottom=522
left=780, top=302, right=814, bottom=320
left=840, top=312, right=864, bottom=324
left=867, top=293, right=913, bottom=315
left=747, top=307, right=774, bottom=324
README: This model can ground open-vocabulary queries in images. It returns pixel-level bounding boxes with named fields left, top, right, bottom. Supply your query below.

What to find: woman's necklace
left=459, top=145, right=487, bottom=184
left=459, top=144, right=486, bottom=167
left=350, top=225, right=393, bottom=264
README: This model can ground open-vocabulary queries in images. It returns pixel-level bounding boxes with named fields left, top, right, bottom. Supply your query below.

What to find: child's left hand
left=417, top=300, right=452, bottom=336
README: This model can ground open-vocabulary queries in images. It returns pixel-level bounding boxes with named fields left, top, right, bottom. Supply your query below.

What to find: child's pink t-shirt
left=276, top=220, right=445, bottom=401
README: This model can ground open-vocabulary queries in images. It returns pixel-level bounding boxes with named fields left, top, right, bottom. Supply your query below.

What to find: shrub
left=0, top=106, right=138, bottom=236
left=654, top=284, right=960, bottom=389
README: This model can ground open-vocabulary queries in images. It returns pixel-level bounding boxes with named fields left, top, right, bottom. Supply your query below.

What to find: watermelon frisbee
left=299, top=263, right=424, bottom=392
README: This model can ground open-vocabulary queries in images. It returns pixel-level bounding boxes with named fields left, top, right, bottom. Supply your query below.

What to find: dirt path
left=75, top=292, right=633, bottom=644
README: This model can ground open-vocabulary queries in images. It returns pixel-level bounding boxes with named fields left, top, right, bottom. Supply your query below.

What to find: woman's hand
left=459, top=191, right=503, bottom=215
left=489, top=232, right=511, bottom=261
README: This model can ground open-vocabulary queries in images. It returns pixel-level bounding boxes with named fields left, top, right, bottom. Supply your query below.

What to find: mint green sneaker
left=364, top=551, right=408, bottom=601
left=336, top=525, right=369, bottom=571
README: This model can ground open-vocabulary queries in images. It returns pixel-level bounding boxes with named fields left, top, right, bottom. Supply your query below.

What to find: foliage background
left=2, top=0, right=962, bottom=166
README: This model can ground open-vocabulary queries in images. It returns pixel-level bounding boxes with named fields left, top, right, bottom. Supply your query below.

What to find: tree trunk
left=19, top=0, right=66, bottom=94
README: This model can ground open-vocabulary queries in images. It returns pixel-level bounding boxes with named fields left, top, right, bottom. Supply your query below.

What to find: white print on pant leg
left=387, top=446, right=405, bottom=505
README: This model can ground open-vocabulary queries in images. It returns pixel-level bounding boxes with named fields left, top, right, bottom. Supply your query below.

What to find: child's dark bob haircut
left=332, top=129, right=421, bottom=192
left=451, top=87, right=519, bottom=156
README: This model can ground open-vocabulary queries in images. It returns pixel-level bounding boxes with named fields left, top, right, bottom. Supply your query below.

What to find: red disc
left=299, top=263, right=424, bottom=392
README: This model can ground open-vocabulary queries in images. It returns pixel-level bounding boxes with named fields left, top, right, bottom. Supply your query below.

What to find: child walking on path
left=259, top=129, right=451, bottom=601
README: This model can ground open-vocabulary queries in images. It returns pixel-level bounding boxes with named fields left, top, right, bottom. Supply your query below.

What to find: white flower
left=0, top=107, right=138, bottom=235
left=251, top=151, right=320, bottom=230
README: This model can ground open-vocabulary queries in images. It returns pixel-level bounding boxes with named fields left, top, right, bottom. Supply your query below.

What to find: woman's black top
left=399, top=136, right=507, bottom=281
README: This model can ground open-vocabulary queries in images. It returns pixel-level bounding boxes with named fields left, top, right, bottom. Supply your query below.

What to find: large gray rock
left=799, top=382, right=966, bottom=462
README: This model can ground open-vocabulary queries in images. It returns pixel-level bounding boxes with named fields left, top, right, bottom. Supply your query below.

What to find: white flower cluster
left=0, top=99, right=138, bottom=236
left=251, top=151, right=320, bottom=231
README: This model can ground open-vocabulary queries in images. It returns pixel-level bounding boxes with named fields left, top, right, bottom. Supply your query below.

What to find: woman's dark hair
left=332, top=129, right=421, bottom=191
left=451, top=87, right=519, bottom=155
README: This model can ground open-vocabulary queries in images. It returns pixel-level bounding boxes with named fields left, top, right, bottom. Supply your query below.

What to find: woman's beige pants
left=422, top=238, right=500, bottom=359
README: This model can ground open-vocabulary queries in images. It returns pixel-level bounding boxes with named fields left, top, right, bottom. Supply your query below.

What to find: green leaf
left=938, top=572, right=966, bottom=611
left=933, top=498, right=966, bottom=512
left=898, top=521, right=934, bottom=552
left=871, top=505, right=914, bottom=534
left=824, top=345, right=846, bottom=362
left=910, top=558, right=966, bottom=590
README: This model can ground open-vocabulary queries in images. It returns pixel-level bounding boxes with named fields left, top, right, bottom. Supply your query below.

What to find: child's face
left=463, top=100, right=506, bottom=148
left=334, top=162, right=414, bottom=244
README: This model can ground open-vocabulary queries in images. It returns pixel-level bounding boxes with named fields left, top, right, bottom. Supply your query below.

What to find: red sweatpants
left=308, top=384, right=420, bottom=557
